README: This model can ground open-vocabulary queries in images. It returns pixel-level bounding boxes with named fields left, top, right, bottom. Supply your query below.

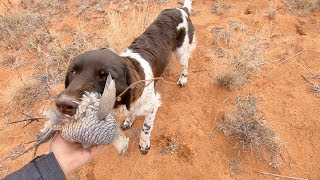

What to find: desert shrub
left=266, top=8, right=277, bottom=20
left=215, top=35, right=266, bottom=89
left=301, top=75, right=320, bottom=97
left=211, top=27, right=233, bottom=47
left=228, top=20, right=246, bottom=31
left=21, top=0, right=69, bottom=15
left=217, top=96, right=281, bottom=168
left=157, top=135, right=180, bottom=154
left=0, top=54, right=27, bottom=69
left=4, top=76, right=50, bottom=111
left=0, top=11, right=46, bottom=50
left=312, top=85, right=320, bottom=97
left=216, top=71, right=248, bottom=90
left=159, top=138, right=179, bottom=154
left=287, top=0, right=320, bottom=14
left=229, top=159, right=241, bottom=174
left=210, top=2, right=231, bottom=15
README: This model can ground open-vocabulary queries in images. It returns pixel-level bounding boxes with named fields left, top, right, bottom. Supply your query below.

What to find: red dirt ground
left=0, top=0, right=320, bottom=179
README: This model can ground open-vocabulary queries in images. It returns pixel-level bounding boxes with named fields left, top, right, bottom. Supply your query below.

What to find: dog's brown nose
left=55, top=95, right=79, bottom=116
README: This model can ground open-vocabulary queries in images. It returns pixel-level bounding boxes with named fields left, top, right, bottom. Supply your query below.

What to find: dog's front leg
left=139, top=107, right=158, bottom=154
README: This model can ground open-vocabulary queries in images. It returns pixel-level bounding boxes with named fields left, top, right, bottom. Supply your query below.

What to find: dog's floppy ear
left=64, top=72, right=70, bottom=88
left=121, top=61, right=143, bottom=111
left=117, top=65, right=134, bottom=111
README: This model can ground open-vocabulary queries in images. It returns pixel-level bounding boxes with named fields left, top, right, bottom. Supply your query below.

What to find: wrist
left=52, top=152, right=71, bottom=175
left=35, top=152, right=67, bottom=179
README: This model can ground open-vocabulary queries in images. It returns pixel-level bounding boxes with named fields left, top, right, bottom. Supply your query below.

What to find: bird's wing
left=98, top=74, right=116, bottom=120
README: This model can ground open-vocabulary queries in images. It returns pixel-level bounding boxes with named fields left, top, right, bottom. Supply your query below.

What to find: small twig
left=267, top=48, right=307, bottom=75
left=301, top=75, right=316, bottom=86
left=259, top=58, right=283, bottom=65
left=192, top=69, right=210, bottom=73
left=257, top=171, right=308, bottom=180
left=280, top=153, right=291, bottom=167
left=116, top=77, right=176, bottom=101
left=8, top=117, right=47, bottom=125
left=294, top=56, right=314, bottom=75
left=17, top=72, right=27, bottom=89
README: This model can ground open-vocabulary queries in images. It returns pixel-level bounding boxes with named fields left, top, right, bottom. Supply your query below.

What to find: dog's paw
left=178, top=75, right=188, bottom=87
left=120, top=121, right=134, bottom=130
left=139, top=138, right=151, bottom=155
left=139, top=144, right=150, bottom=155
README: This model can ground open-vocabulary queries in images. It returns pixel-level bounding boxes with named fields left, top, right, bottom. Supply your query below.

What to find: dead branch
left=8, top=117, right=47, bottom=125
left=7, top=112, right=47, bottom=126
left=257, top=171, right=308, bottom=180
left=192, top=69, right=210, bottom=73
left=301, top=75, right=316, bottom=86
left=116, top=77, right=176, bottom=102
left=267, top=48, right=307, bottom=75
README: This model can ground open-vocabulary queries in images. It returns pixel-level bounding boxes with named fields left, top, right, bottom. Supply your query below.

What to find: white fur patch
left=175, top=9, right=196, bottom=86
left=119, top=49, right=161, bottom=116
left=183, top=0, right=192, bottom=12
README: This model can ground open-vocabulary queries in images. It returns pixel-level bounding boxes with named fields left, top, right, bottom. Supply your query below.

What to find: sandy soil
left=0, top=0, right=320, bottom=179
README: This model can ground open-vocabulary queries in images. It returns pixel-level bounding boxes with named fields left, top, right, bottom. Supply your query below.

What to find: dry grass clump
left=287, top=0, right=320, bottom=14
left=0, top=11, right=45, bottom=49
left=228, top=20, right=246, bottom=31
left=4, top=76, right=50, bottom=111
left=210, top=2, right=231, bottom=15
left=103, top=3, right=160, bottom=51
left=239, top=36, right=266, bottom=70
left=211, top=20, right=246, bottom=48
left=158, top=136, right=180, bottom=154
left=312, top=85, right=320, bottom=97
left=229, top=159, right=241, bottom=174
left=211, top=27, right=233, bottom=47
left=1, top=54, right=16, bottom=67
left=266, top=8, right=277, bottom=20
left=214, top=48, right=226, bottom=58
left=21, top=0, right=69, bottom=15
left=77, top=0, right=110, bottom=15
left=0, top=54, right=28, bottom=70
left=301, top=75, right=320, bottom=97
left=210, top=21, right=267, bottom=90
left=217, top=96, right=281, bottom=168
left=216, top=72, right=248, bottom=90
left=215, top=35, right=266, bottom=89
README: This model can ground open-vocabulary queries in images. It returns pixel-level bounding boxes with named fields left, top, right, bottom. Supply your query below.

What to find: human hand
left=49, top=132, right=105, bottom=175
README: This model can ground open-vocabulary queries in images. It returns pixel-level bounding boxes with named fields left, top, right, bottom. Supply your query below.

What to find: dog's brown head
left=55, top=48, right=137, bottom=116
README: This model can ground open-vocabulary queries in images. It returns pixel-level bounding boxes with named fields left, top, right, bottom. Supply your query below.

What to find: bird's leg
left=22, top=127, right=56, bottom=157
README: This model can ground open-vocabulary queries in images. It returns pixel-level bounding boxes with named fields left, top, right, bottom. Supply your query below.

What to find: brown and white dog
left=55, top=0, right=195, bottom=154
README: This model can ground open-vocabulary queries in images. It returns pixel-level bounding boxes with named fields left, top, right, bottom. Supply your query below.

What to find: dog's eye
left=99, top=72, right=108, bottom=80
left=71, top=70, right=77, bottom=76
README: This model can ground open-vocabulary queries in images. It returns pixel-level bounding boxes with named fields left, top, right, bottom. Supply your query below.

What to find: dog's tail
left=182, top=0, right=192, bottom=15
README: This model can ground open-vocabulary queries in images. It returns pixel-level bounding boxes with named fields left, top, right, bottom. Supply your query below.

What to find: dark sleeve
left=4, top=152, right=66, bottom=180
